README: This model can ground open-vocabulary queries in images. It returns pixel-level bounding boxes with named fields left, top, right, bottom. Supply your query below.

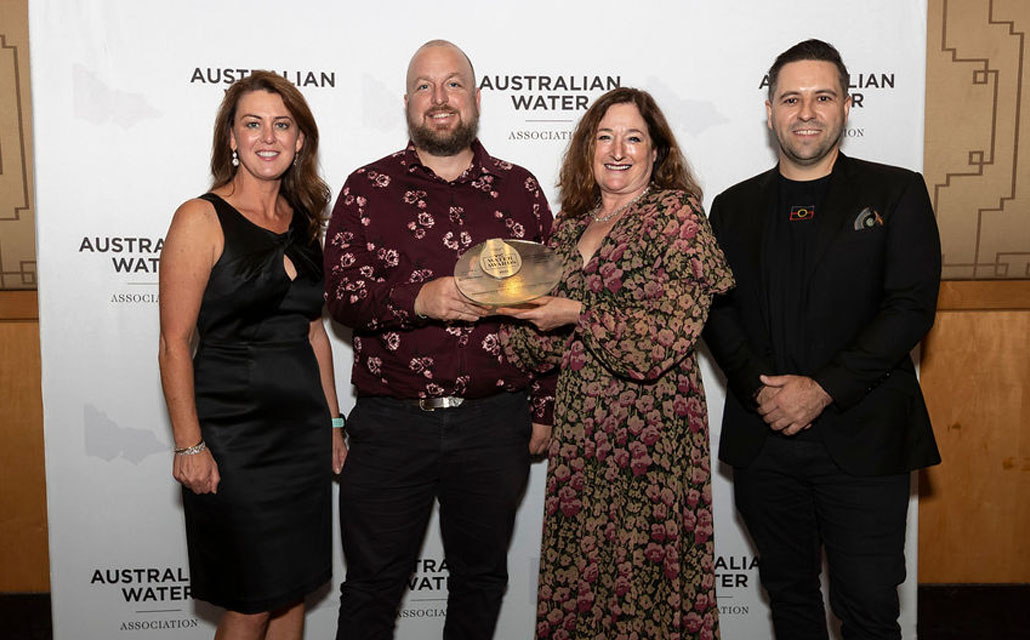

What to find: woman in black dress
left=158, top=71, right=346, bottom=639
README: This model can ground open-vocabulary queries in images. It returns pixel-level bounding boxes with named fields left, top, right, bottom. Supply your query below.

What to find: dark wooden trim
left=4, top=586, right=1028, bottom=640
left=0, top=592, right=51, bottom=640
left=937, top=280, right=1030, bottom=311
left=0, top=290, right=38, bottom=321
left=918, top=584, right=1030, bottom=639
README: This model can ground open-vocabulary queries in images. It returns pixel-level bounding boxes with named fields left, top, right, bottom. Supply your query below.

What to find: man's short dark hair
left=767, top=39, right=849, bottom=100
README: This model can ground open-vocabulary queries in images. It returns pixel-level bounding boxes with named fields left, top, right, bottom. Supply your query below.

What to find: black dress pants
left=734, top=436, right=910, bottom=640
left=335, top=392, right=531, bottom=640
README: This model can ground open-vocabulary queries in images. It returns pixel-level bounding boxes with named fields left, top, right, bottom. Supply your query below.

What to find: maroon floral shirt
left=325, top=140, right=556, bottom=422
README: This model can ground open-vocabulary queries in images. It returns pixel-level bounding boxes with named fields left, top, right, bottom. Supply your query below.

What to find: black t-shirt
left=763, top=173, right=831, bottom=440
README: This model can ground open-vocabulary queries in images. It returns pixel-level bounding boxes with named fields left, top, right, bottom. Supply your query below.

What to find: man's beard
left=408, top=107, right=479, bottom=156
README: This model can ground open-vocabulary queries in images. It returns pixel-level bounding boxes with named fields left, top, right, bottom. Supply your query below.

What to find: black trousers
left=734, top=436, right=910, bottom=640
left=335, top=392, right=532, bottom=640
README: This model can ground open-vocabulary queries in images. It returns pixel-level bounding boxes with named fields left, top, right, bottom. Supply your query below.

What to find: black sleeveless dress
left=182, top=193, right=331, bottom=614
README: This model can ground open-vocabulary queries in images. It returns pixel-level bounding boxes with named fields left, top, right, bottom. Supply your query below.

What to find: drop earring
left=231, top=150, right=239, bottom=167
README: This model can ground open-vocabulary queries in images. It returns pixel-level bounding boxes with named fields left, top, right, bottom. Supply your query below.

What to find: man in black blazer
left=703, top=39, right=941, bottom=640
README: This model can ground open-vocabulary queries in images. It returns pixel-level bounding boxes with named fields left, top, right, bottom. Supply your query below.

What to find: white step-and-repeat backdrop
left=30, top=0, right=928, bottom=637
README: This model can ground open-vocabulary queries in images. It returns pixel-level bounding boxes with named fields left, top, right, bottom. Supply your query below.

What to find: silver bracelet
left=174, top=440, right=207, bottom=456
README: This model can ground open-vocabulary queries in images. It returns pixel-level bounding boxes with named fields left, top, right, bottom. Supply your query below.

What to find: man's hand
left=757, top=374, right=832, bottom=436
left=529, top=423, right=552, bottom=455
left=755, top=384, right=779, bottom=408
left=414, top=277, right=490, bottom=322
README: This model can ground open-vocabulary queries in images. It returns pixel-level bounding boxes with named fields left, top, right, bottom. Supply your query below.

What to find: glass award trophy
left=454, top=238, right=562, bottom=306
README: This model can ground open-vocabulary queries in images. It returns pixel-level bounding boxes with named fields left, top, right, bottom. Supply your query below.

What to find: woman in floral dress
left=499, top=88, right=734, bottom=640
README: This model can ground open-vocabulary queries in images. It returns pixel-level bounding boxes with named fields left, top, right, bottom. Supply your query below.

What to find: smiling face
left=591, top=102, right=657, bottom=201
left=229, top=90, right=304, bottom=182
left=766, top=59, right=850, bottom=180
left=405, top=43, right=480, bottom=157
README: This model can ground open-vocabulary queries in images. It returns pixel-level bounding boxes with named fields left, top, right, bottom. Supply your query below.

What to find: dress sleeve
left=499, top=324, right=562, bottom=425
left=500, top=322, right=568, bottom=375
left=498, top=209, right=572, bottom=377
left=574, top=191, right=734, bottom=382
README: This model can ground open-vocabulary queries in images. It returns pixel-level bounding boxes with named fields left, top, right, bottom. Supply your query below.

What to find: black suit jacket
left=703, top=153, right=942, bottom=476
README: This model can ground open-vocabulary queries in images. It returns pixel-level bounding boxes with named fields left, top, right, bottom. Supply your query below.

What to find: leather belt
left=409, top=396, right=466, bottom=411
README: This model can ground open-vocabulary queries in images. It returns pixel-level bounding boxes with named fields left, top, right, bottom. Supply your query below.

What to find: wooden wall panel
left=918, top=308, right=1030, bottom=583
left=0, top=291, right=48, bottom=591
left=923, top=0, right=1030, bottom=584
left=0, top=0, right=47, bottom=591
left=0, top=0, right=36, bottom=289
left=926, top=0, right=1030, bottom=279
left=937, top=279, right=1030, bottom=310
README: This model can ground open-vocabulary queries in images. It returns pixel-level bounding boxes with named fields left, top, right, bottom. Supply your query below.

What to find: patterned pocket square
left=853, top=207, right=884, bottom=230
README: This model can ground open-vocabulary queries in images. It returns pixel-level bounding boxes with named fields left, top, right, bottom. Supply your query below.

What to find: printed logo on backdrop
left=74, top=65, right=161, bottom=128
left=80, top=59, right=340, bottom=306
left=189, top=67, right=337, bottom=88
left=78, top=235, right=163, bottom=305
left=479, top=72, right=620, bottom=143
left=90, top=567, right=199, bottom=632
left=399, top=557, right=449, bottom=619
left=84, top=404, right=165, bottom=464
left=715, top=554, right=759, bottom=616
left=759, top=70, right=898, bottom=140
left=641, top=76, right=730, bottom=137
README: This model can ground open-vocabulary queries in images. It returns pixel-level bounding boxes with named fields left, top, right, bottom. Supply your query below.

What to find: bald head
left=406, top=40, right=476, bottom=92
left=404, top=39, right=481, bottom=158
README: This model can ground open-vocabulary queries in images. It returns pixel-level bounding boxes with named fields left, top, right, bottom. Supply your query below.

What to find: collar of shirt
left=403, top=139, right=504, bottom=185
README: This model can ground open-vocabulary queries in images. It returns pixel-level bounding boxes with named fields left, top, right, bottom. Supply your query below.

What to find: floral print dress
left=502, top=189, right=734, bottom=640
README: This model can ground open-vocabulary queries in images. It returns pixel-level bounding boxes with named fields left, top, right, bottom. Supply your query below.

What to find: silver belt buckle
left=418, top=396, right=465, bottom=411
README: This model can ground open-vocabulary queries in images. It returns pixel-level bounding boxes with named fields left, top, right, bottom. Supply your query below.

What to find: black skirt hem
left=191, top=568, right=332, bottom=615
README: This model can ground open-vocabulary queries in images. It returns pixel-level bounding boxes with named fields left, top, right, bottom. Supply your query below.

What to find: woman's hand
left=529, top=423, right=552, bottom=456
left=494, top=296, right=582, bottom=332
left=173, top=449, right=220, bottom=495
left=332, top=428, right=348, bottom=474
